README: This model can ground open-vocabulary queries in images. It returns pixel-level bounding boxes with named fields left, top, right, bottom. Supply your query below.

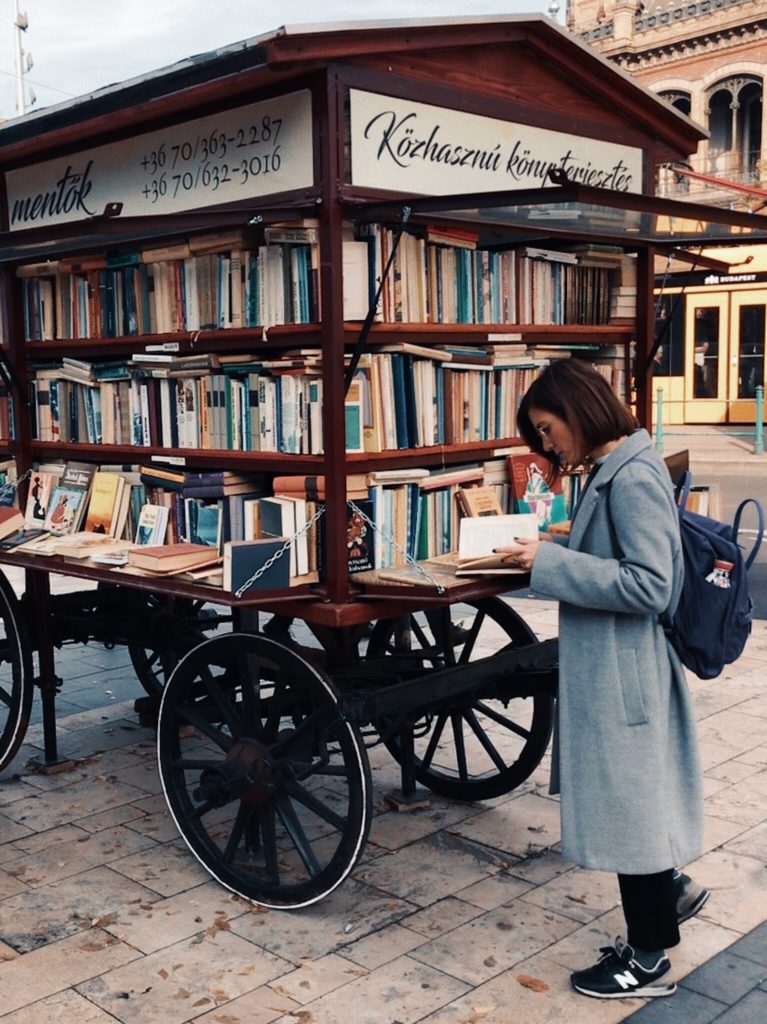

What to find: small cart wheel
left=0, top=570, right=33, bottom=773
left=128, top=595, right=230, bottom=696
left=157, top=632, right=372, bottom=908
left=368, top=598, right=554, bottom=801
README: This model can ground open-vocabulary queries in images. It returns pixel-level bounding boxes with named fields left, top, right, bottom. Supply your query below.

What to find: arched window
left=706, top=76, right=763, bottom=179
left=659, top=90, right=691, bottom=117
left=708, top=88, right=733, bottom=153
left=738, top=81, right=762, bottom=181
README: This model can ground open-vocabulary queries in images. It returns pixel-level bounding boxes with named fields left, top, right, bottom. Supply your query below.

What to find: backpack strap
left=732, top=497, right=765, bottom=570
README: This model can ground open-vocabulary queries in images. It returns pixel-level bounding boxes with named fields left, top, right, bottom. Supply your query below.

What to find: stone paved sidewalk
left=0, top=589, right=765, bottom=1023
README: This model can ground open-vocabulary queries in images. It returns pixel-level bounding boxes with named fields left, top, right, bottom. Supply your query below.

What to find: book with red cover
left=507, top=452, right=568, bottom=532
left=127, top=542, right=221, bottom=574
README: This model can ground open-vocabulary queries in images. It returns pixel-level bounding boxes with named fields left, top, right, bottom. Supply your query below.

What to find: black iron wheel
left=0, top=570, right=33, bottom=773
left=367, top=598, right=555, bottom=801
left=157, top=633, right=372, bottom=908
left=129, top=595, right=230, bottom=695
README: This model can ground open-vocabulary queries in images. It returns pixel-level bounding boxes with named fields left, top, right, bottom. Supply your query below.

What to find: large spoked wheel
left=367, top=598, right=555, bottom=801
left=0, top=571, right=33, bottom=773
left=157, top=633, right=372, bottom=908
left=129, top=595, right=230, bottom=696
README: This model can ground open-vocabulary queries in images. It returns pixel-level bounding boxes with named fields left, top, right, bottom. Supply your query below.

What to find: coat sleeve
left=530, top=461, right=678, bottom=614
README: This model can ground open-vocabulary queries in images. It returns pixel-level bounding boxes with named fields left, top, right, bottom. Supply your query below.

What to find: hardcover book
left=0, top=505, right=25, bottom=540
left=456, top=485, right=504, bottom=517
left=317, top=498, right=375, bottom=576
left=222, top=538, right=290, bottom=593
left=507, top=452, right=568, bottom=532
left=127, top=542, right=221, bottom=574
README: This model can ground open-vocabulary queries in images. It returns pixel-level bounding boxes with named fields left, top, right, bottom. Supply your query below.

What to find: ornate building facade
left=567, top=0, right=767, bottom=206
left=567, top=0, right=767, bottom=426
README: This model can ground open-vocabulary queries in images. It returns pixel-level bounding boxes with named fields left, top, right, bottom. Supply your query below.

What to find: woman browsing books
left=497, top=359, right=707, bottom=1000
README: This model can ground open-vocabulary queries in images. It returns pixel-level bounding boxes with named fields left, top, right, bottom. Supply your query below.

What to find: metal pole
left=755, top=385, right=764, bottom=455
left=655, top=387, right=664, bottom=451
left=13, top=1, right=27, bottom=116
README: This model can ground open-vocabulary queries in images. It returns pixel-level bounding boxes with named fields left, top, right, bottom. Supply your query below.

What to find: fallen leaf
left=172, top=989, right=190, bottom=1000
left=466, top=1007, right=495, bottom=1023
left=516, top=974, right=550, bottom=993
left=527, top=825, right=546, bottom=833
left=193, top=997, right=212, bottom=1007
left=566, top=894, right=587, bottom=905
left=483, top=956, right=497, bottom=968
left=158, top=969, right=169, bottom=980
left=91, top=913, right=118, bottom=927
left=288, top=1012, right=315, bottom=1024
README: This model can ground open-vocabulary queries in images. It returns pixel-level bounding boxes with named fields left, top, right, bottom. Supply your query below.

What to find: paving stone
left=108, top=837, right=210, bottom=896
left=356, top=830, right=504, bottom=907
left=619, top=985, right=727, bottom=1024
left=705, top=990, right=767, bottom=1022
left=0, top=865, right=161, bottom=952
left=728, top=921, right=767, bottom=966
left=0, top=929, right=140, bottom=1016
left=0, top=989, right=120, bottom=1024
left=77, top=930, right=291, bottom=1024
left=409, top=899, right=579, bottom=985
left=681, top=950, right=767, bottom=1005
left=269, top=953, right=470, bottom=1024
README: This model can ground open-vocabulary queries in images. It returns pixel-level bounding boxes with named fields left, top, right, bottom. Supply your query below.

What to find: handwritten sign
left=350, top=89, right=643, bottom=196
left=6, top=90, right=314, bottom=230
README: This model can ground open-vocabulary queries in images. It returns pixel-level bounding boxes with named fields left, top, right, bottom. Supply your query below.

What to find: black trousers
left=618, top=869, right=680, bottom=951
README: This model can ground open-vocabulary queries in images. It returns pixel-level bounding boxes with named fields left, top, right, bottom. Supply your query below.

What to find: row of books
left=18, top=227, right=320, bottom=341
left=352, top=228, right=628, bottom=327
left=6, top=451, right=583, bottom=592
left=28, top=343, right=625, bottom=453
left=17, top=225, right=631, bottom=342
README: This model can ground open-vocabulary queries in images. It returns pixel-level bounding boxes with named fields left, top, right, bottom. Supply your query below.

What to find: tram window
left=693, top=307, right=719, bottom=398
left=738, top=305, right=765, bottom=399
left=653, top=295, right=684, bottom=375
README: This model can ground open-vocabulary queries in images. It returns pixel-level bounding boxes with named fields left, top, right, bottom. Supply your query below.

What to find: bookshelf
left=0, top=16, right=726, bottom=622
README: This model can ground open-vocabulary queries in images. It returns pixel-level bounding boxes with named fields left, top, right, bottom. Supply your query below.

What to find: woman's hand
left=494, top=536, right=540, bottom=572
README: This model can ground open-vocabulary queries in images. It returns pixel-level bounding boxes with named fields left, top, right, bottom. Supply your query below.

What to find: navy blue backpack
left=665, top=472, right=764, bottom=680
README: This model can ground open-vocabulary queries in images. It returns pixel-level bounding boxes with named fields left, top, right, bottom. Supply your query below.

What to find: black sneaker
left=571, top=939, right=676, bottom=999
left=674, top=871, right=710, bottom=924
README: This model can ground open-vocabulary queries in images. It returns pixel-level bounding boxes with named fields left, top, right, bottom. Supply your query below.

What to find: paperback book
left=43, top=461, right=95, bottom=535
left=507, top=452, right=568, bottom=532
left=456, top=512, right=538, bottom=574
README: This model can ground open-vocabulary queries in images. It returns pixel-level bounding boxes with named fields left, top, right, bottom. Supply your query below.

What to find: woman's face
left=528, top=406, right=585, bottom=466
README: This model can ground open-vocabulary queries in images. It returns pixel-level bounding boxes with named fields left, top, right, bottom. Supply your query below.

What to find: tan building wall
left=568, top=0, right=767, bottom=206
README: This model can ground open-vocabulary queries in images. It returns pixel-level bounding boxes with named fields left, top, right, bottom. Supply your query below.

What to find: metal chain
left=234, top=503, right=326, bottom=599
left=348, top=499, right=446, bottom=594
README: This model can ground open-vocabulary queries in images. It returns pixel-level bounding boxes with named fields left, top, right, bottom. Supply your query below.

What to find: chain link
left=348, top=500, right=446, bottom=594
left=234, top=503, right=326, bottom=599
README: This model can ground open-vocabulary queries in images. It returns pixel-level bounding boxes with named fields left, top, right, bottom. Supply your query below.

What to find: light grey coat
left=531, top=429, right=703, bottom=874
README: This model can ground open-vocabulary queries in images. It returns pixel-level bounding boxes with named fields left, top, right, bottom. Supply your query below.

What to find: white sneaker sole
left=573, top=981, right=677, bottom=999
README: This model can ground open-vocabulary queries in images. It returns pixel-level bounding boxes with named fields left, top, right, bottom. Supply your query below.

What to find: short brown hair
left=517, top=358, right=638, bottom=475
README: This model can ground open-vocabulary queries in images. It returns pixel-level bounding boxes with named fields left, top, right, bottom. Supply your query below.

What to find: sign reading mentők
left=350, top=89, right=644, bottom=195
left=6, top=90, right=314, bottom=230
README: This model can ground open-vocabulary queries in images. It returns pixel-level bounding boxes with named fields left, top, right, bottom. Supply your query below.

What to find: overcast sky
left=0, top=0, right=555, bottom=121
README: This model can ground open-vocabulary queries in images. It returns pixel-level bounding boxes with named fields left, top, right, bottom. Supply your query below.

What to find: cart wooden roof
left=0, top=15, right=705, bottom=169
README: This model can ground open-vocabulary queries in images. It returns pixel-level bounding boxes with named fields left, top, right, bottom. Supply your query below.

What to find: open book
left=456, top=513, right=538, bottom=574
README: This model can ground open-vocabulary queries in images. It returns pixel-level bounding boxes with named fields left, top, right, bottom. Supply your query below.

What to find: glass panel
left=653, top=294, right=685, bottom=376
left=693, top=307, right=719, bottom=398
left=738, top=304, right=765, bottom=399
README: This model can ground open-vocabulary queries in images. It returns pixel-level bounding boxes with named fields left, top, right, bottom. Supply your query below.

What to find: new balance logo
left=614, top=970, right=639, bottom=990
